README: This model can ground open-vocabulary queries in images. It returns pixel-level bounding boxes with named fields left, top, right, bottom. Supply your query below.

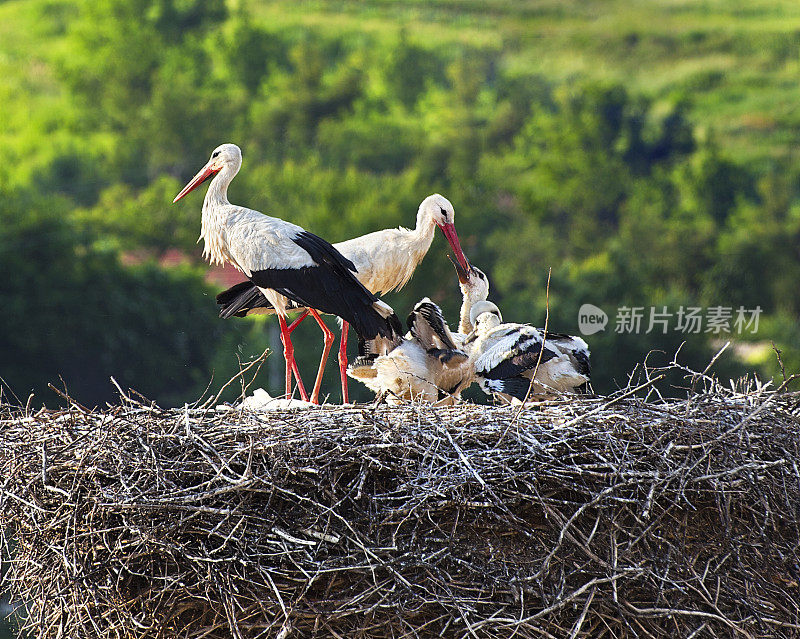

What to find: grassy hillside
left=227, top=0, right=800, bottom=163
left=4, top=0, right=800, bottom=182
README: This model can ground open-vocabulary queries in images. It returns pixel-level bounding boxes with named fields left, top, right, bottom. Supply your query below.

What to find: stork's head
left=418, top=194, right=470, bottom=273
left=469, top=300, right=503, bottom=332
left=450, top=254, right=489, bottom=292
left=449, top=257, right=490, bottom=311
left=173, top=143, right=242, bottom=203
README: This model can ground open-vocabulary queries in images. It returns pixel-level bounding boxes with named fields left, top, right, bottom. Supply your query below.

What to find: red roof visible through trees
left=121, top=249, right=247, bottom=289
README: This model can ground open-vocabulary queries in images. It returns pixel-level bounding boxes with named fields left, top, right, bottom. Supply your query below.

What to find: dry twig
left=1, top=366, right=799, bottom=638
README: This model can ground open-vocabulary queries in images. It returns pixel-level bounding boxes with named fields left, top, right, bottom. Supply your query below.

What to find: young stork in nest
left=347, top=297, right=470, bottom=405
left=451, top=256, right=491, bottom=335
left=465, top=301, right=591, bottom=402
left=348, top=259, right=490, bottom=405
left=215, top=194, right=471, bottom=403
left=172, top=143, right=402, bottom=405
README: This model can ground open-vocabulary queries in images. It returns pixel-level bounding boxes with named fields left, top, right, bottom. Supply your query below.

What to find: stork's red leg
left=287, top=310, right=311, bottom=400
left=307, top=309, right=334, bottom=405
left=287, top=310, right=309, bottom=334
left=277, top=314, right=308, bottom=402
left=338, top=321, right=350, bottom=404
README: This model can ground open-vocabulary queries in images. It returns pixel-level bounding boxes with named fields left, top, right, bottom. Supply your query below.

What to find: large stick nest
left=1, top=369, right=800, bottom=638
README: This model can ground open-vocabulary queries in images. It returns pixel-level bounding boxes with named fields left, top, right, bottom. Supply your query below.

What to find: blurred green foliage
left=0, top=187, right=263, bottom=407
left=0, top=0, right=798, bottom=411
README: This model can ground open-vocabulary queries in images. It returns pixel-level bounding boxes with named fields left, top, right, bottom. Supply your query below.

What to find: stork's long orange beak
left=173, top=163, right=219, bottom=203
left=438, top=222, right=470, bottom=274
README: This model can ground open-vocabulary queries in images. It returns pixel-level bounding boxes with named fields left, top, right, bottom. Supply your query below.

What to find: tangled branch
left=1, top=368, right=799, bottom=638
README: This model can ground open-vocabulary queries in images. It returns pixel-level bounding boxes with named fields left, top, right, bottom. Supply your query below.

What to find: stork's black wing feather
left=481, top=333, right=559, bottom=380
left=293, top=231, right=359, bottom=279
left=249, top=230, right=399, bottom=341
left=407, top=300, right=459, bottom=351
left=542, top=331, right=574, bottom=340
left=538, top=331, right=592, bottom=376
left=483, top=376, right=532, bottom=401
left=571, top=349, right=591, bottom=377
left=217, top=281, right=310, bottom=318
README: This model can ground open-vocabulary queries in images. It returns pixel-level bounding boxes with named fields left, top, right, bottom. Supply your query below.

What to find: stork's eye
left=212, top=151, right=220, bottom=159
left=439, top=206, right=448, bottom=220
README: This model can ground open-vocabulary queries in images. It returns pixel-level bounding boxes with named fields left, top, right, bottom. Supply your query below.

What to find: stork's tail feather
left=571, top=349, right=591, bottom=377
left=216, top=281, right=270, bottom=319
left=373, top=299, right=396, bottom=319
left=352, top=301, right=403, bottom=357
left=385, top=310, right=404, bottom=340
left=544, top=333, right=591, bottom=377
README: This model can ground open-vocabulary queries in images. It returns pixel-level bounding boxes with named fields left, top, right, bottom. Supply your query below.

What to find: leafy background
left=3, top=0, right=799, bottom=402
left=2, top=0, right=800, bottom=630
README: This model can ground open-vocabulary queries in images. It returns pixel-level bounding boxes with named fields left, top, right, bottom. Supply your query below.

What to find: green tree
left=385, top=32, right=444, bottom=109
left=0, top=188, right=244, bottom=407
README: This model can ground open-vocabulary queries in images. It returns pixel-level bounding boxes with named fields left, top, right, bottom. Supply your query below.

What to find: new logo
left=578, top=304, right=608, bottom=335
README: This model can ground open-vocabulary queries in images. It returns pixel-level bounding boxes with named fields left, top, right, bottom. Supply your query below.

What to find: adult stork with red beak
left=215, top=193, right=472, bottom=403
left=173, top=143, right=401, bottom=404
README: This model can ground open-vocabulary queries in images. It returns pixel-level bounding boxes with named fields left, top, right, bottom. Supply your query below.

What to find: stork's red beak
left=173, top=163, right=219, bottom=203
left=448, top=254, right=473, bottom=284
left=438, top=222, right=470, bottom=274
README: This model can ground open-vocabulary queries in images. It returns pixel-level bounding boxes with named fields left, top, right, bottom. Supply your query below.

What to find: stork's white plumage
left=173, top=143, right=402, bottom=404
left=215, top=194, right=471, bottom=402
left=348, top=298, right=470, bottom=404
left=465, top=301, right=591, bottom=402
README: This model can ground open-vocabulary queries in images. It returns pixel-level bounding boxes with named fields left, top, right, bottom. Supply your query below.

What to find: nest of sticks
left=2, top=366, right=800, bottom=638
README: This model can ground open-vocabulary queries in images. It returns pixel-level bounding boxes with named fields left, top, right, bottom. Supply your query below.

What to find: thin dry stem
left=2, top=365, right=799, bottom=638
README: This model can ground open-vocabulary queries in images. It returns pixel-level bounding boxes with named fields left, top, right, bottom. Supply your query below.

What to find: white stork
left=464, top=301, right=591, bottom=402
left=347, top=297, right=469, bottom=404
left=172, top=143, right=402, bottom=404
left=215, top=194, right=471, bottom=403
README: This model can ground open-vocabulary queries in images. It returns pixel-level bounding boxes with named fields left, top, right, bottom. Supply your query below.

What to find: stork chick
left=348, top=298, right=471, bottom=405
left=450, top=256, right=491, bottom=335
left=465, top=301, right=591, bottom=403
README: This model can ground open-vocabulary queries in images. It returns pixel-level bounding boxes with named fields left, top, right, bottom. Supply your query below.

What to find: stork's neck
left=405, top=211, right=437, bottom=263
left=205, top=163, right=236, bottom=209
left=200, top=163, right=238, bottom=266
left=459, top=284, right=486, bottom=334
left=459, top=290, right=473, bottom=334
